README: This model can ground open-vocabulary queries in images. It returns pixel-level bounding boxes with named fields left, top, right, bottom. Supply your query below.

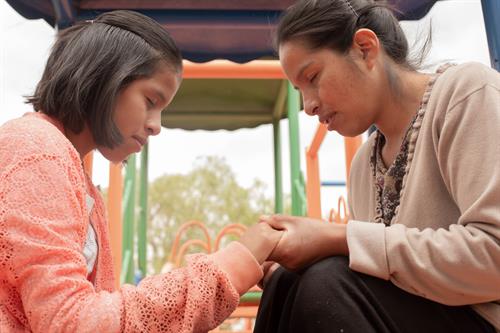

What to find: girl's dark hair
left=27, top=10, right=183, bottom=148
left=276, top=0, right=423, bottom=70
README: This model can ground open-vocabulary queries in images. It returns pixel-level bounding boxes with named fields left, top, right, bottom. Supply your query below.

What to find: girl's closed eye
left=145, top=96, right=155, bottom=108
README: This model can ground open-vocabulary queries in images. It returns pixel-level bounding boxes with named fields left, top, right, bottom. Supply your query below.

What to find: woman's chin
left=336, top=123, right=370, bottom=138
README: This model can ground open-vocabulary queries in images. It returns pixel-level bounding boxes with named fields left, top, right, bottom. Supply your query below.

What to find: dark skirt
left=254, top=256, right=494, bottom=333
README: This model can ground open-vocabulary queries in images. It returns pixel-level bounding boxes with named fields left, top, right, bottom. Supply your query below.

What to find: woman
left=255, top=0, right=499, bottom=332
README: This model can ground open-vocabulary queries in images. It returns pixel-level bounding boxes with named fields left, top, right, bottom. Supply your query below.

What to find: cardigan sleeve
left=348, top=82, right=500, bottom=306
left=0, top=153, right=262, bottom=333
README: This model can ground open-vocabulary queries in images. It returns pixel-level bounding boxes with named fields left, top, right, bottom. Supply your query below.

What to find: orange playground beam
left=105, top=59, right=286, bottom=285
left=169, top=221, right=212, bottom=263
left=182, top=60, right=286, bottom=79
left=344, top=136, right=363, bottom=184
left=305, top=124, right=328, bottom=219
left=214, top=223, right=247, bottom=251
left=305, top=122, right=362, bottom=219
left=108, top=163, right=123, bottom=288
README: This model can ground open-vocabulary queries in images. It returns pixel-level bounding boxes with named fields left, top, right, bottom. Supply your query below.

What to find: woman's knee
left=293, top=256, right=352, bottom=305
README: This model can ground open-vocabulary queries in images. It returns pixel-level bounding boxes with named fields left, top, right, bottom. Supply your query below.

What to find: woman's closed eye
left=308, top=73, right=318, bottom=84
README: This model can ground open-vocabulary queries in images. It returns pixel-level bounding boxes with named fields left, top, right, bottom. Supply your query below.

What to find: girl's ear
left=351, top=28, right=380, bottom=69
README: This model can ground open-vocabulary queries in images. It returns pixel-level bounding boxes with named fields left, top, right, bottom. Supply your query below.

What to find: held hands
left=237, top=215, right=348, bottom=289
left=237, top=222, right=283, bottom=265
left=259, top=214, right=349, bottom=272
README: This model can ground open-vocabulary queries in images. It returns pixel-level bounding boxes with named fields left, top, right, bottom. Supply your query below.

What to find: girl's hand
left=237, top=222, right=283, bottom=265
left=260, top=214, right=348, bottom=271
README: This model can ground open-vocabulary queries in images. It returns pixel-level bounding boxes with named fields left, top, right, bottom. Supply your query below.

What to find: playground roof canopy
left=6, top=0, right=439, bottom=131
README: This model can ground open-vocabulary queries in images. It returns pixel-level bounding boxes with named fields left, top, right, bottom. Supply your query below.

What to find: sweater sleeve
left=0, top=154, right=262, bottom=333
left=348, top=83, right=500, bottom=306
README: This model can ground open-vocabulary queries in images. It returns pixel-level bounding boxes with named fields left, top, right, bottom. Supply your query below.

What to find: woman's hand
left=260, top=214, right=348, bottom=271
left=258, top=261, right=281, bottom=289
left=237, top=222, right=283, bottom=265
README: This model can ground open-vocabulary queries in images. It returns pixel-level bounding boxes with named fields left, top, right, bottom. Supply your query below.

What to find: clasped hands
left=237, top=214, right=349, bottom=288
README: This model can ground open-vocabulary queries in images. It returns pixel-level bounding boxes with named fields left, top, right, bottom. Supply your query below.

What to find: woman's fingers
left=259, top=214, right=301, bottom=230
left=258, top=261, right=281, bottom=289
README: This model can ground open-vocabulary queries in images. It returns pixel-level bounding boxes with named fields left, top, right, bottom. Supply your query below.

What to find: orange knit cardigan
left=0, top=113, right=262, bottom=332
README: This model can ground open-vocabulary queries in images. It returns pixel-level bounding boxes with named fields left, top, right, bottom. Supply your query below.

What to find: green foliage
left=147, top=156, right=279, bottom=274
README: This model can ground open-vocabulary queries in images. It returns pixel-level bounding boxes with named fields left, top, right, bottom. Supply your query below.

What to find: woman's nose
left=303, top=93, right=320, bottom=116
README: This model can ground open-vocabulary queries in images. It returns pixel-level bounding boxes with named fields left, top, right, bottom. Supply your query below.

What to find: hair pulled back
left=276, top=0, right=415, bottom=69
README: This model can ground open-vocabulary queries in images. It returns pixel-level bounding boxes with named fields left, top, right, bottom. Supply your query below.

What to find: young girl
left=0, top=10, right=282, bottom=332
left=255, top=0, right=499, bottom=332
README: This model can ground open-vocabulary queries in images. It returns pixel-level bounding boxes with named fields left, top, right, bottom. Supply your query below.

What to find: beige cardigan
left=346, top=62, right=500, bottom=329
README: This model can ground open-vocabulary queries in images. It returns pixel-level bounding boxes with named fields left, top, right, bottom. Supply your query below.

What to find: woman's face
left=98, top=65, right=181, bottom=163
left=279, top=40, right=379, bottom=137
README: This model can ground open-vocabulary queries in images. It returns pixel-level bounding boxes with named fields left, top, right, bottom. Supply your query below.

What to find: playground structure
left=85, top=59, right=363, bottom=284
left=6, top=0, right=500, bottom=331
left=82, top=59, right=362, bottom=332
left=305, top=123, right=363, bottom=220
left=104, top=59, right=306, bottom=286
left=7, top=0, right=500, bottom=279
left=163, top=221, right=257, bottom=333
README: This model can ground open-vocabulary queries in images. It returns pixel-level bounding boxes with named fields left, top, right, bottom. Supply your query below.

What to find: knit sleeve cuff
left=347, top=220, right=390, bottom=280
left=210, top=241, right=263, bottom=295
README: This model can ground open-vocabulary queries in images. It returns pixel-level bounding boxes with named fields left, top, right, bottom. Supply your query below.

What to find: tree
left=147, top=156, right=277, bottom=274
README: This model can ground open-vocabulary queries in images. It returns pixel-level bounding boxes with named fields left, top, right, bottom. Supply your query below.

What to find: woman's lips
left=319, top=113, right=337, bottom=130
left=327, top=113, right=337, bottom=130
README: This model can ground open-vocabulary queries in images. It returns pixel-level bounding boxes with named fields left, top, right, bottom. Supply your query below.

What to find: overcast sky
left=0, top=0, right=491, bottom=217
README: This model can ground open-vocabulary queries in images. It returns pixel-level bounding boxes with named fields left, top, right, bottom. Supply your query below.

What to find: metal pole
left=287, top=82, right=304, bottom=216
left=138, top=144, right=148, bottom=278
left=481, top=0, right=500, bottom=71
left=183, top=59, right=286, bottom=79
left=272, top=81, right=287, bottom=214
left=273, top=119, right=284, bottom=214
left=122, top=154, right=136, bottom=284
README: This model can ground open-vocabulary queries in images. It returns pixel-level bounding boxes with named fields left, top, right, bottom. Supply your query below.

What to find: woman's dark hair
left=27, top=10, right=183, bottom=148
left=276, top=0, right=426, bottom=70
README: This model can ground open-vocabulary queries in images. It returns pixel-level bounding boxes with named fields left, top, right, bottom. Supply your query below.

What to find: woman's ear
left=351, top=28, right=380, bottom=69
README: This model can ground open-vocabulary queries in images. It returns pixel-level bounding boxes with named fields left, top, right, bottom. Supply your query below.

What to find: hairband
left=343, top=0, right=359, bottom=18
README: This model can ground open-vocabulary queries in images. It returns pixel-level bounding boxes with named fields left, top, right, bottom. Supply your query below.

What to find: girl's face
left=279, top=40, right=380, bottom=137
left=98, top=65, right=181, bottom=163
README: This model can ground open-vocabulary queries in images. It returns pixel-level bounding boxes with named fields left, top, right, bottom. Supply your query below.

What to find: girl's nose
left=146, top=112, right=162, bottom=136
